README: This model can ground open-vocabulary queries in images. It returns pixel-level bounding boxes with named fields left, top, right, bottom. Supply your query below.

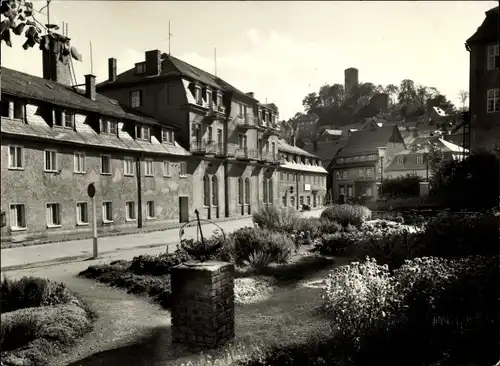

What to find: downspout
left=296, top=172, right=299, bottom=210
left=223, top=93, right=232, bottom=218
left=136, top=153, right=143, bottom=228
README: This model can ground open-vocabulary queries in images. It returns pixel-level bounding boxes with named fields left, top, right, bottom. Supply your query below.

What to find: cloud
left=179, top=29, right=345, bottom=120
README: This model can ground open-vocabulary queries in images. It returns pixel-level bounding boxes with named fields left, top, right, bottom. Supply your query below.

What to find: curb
left=1, top=242, right=169, bottom=272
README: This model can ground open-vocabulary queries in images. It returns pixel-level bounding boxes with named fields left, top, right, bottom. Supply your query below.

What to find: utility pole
left=214, top=47, right=217, bottom=76
left=168, top=21, right=173, bottom=55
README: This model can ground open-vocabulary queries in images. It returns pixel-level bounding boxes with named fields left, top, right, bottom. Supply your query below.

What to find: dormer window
left=101, top=118, right=118, bottom=135
left=64, top=111, right=75, bottom=128
left=216, top=92, right=223, bottom=106
left=54, top=109, right=74, bottom=128
left=136, top=125, right=151, bottom=141
left=135, top=62, right=146, bottom=74
left=397, top=156, right=404, bottom=165
left=162, top=129, right=174, bottom=144
left=416, top=155, right=423, bottom=164
left=206, top=89, right=213, bottom=107
left=195, top=85, right=202, bottom=105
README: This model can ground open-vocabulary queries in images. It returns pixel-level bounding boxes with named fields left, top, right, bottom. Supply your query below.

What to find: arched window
left=263, top=178, right=268, bottom=204
left=203, top=175, right=210, bottom=206
left=244, top=178, right=250, bottom=204
left=268, top=179, right=273, bottom=204
left=212, top=175, right=218, bottom=206
left=238, top=177, right=243, bottom=205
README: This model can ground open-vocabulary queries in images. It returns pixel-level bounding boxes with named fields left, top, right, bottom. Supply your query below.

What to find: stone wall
left=171, top=261, right=235, bottom=349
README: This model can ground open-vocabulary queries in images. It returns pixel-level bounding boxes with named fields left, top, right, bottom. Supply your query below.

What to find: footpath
left=1, top=209, right=322, bottom=272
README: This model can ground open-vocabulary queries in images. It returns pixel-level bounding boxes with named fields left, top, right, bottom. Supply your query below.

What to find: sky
left=1, top=1, right=497, bottom=120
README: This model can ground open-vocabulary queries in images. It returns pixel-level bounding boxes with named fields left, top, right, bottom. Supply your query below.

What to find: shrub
left=180, top=230, right=235, bottom=263
left=252, top=205, right=299, bottom=232
left=380, top=173, right=421, bottom=198
left=320, top=204, right=371, bottom=227
left=0, top=310, right=41, bottom=351
left=128, top=250, right=190, bottom=276
left=230, top=227, right=294, bottom=266
left=1, top=277, right=76, bottom=314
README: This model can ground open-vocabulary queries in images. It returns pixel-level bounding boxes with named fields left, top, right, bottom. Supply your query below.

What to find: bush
left=129, top=250, right=190, bottom=276
left=252, top=205, right=299, bottom=232
left=1, top=277, right=76, bottom=314
left=292, top=218, right=342, bottom=247
left=230, top=227, right=294, bottom=266
left=380, top=173, right=421, bottom=198
left=320, top=204, right=371, bottom=227
left=418, top=211, right=499, bottom=258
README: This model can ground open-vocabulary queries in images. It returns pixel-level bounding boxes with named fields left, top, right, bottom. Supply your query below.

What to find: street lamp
left=377, top=147, right=386, bottom=182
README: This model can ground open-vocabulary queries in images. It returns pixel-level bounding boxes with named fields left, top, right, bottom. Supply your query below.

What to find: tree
left=384, top=84, right=399, bottom=105
left=397, top=79, right=419, bottom=119
left=1, top=0, right=45, bottom=49
left=302, top=92, right=320, bottom=114
left=458, top=90, right=469, bottom=111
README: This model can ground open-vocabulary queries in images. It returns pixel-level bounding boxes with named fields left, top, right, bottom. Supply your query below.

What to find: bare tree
left=458, top=90, right=469, bottom=111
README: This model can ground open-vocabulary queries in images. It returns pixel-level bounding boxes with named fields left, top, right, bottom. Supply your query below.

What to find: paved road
left=1, top=209, right=323, bottom=272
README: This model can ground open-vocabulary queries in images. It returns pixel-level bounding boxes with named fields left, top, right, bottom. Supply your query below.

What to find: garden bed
left=0, top=276, right=96, bottom=366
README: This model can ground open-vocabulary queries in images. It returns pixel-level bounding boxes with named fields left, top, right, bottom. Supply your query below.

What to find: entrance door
left=179, top=196, right=189, bottom=223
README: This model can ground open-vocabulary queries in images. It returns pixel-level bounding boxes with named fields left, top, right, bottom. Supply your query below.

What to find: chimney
left=108, top=58, right=117, bottom=82
left=85, top=74, right=96, bottom=101
left=41, top=32, right=72, bottom=86
left=145, top=50, right=161, bottom=76
left=246, top=92, right=254, bottom=98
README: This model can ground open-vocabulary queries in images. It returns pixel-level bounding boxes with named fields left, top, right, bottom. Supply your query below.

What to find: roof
left=280, top=160, right=328, bottom=174
left=432, top=106, right=447, bottom=117
left=323, top=129, right=343, bottom=136
left=313, top=140, right=348, bottom=168
left=336, top=125, right=404, bottom=158
left=277, top=139, right=319, bottom=159
left=466, top=6, right=499, bottom=44
left=97, top=53, right=253, bottom=101
left=0, top=67, right=176, bottom=127
left=295, top=113, right=319, bottom=124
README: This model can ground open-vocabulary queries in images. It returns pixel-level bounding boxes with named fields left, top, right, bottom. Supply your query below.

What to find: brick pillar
left=419, top=181, right=430, bottom=197
left=171, top=261, right=235, bottom=349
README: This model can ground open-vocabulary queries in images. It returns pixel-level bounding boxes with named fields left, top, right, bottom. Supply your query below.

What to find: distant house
left=331, top=125, right=406, bottom=200
left=385, top=138, right=468, bottom=180
left=294, top=113, right=319, bottom=143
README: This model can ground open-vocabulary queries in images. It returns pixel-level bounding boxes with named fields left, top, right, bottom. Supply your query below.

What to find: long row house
left=1, top=34, right=327, bottom=243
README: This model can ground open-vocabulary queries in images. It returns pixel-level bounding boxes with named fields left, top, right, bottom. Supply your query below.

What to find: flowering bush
left=320, top=204, right=372, bottom=227
left=322, top=257, right=400, bottom=343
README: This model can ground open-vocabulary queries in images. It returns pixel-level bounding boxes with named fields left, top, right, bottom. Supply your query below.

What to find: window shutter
left=496, top=55, right=500, bottom=69
left=46, top=204, right=52, bottom=225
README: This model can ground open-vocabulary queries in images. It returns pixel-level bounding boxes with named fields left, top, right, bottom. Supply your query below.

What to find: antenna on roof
left=214, top=47, right=217, bottom=76
left=89, top=41, right=94, bottom=74
left=168, top=21, right=173, bottom=55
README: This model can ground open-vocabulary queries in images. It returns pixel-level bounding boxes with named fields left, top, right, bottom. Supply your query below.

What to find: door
left=179, top=196, right=189, bottom=223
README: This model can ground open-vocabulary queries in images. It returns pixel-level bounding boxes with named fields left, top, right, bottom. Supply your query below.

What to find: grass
left=0, top=276, right=97, bottom=366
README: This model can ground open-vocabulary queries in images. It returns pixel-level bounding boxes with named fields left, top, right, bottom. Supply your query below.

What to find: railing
left=235, top=114, right=256, bottom=128
left=191, top=140, right=208, bottom=153
left=226, top=144, right=238, bottom=157
left=236, top=147, right=258, bottom=160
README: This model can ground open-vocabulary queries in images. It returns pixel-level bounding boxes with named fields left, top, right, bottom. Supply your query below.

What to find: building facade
left=277, top=140, right=328, bottom=209
left=466, top=6, right=500, bottom=151
left=1, top=47, right=194, bottom=242
left=96, top=50, right=282, bottom=220
left=331, top=125, right=406, bottom=200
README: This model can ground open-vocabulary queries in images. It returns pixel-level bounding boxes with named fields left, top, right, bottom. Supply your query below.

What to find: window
left=162, top=129, right=174, bottom=143
left=206, top=89, right=213, bottom=106
left=144, top=159, right=154, bottom=176
left=130, top=90, right=142, bottom=108
left=287, top=173, right=291, bottom=181
left=366, top=187, right=373, bottom=196
left=74, top=152, right=86, bottom=173
left=282, top=196, right=287, bottom=207
left=64, top=111, right=75, bottom=128
left=347, top=186, right=353, bottom=197
left=44, top=150, right=58, bottom=172
left=10, top=204, right=26, bottom=230
left=272, top=142, right=276, bottom=159
left=307, top=196, right=311, bottom=205
left=280, top=172, right=284, bottom=181
left=194, top=86, right=202, bottom=105
left=212, top=176, right=218, bottom=206
left=300, top=196, right=304, bottom=206
left=268, top=179, right=273, bottom=204
left=126, top=201, right=136, bottom=221
left=238, top=177, right=243, bottom=205
left=336, top=172, right=341, bottom=180
left=13, top=100, right=24, bottom=120
left=238, top=103, right=244, bottom=117
left=76, top=202, right=89, bottom=225
left=137, top=125, right=151, bottom=141
left=342, top=171, right=348, bottom=179
left=339, top=186, right=345, bottom=195
left=1, top=99, right=10, bottom=117
left=366, top=168, right=373, bottom=178
left=487, top=89, right=500, bottom=113
left=217, top=129, right=222, bottom=146
left=101, top=155, right=111, bottom=174
left=357, top=169, right=365, bottom=178
left=262, top=179, right=268, bottom=203
left=102, top=119, right=118, bottom=134
left=217, top=93, right=223, bottom=106
left=416, top=155, right=423, bottom=164
left=244, top=178, right=250, bottom=204
left=179, top=161, right=187, bottom=177
left=135, top=62, right=146, bottom=74
left=124, top=157, right=135, bottom=176
left=8, top=146, right=23, bottom=169
left=487, top=44, right=499, bottom=70
left=146, top=201, right=155, bottom=219
left=46, top=203, right=61, bottom=227
left=163, top=161, right=171, bottom=177
left=102, top=201, right=113, bottom=222
left=203, top=175, right=210, bottom=206
left=208, top=126, right=213, bottom=142
left=290, top=196, right=295, bottom=208
left=397, top=157, right=404, bottom=165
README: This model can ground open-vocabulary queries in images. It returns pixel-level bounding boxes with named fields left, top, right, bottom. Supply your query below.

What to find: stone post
left=419, top=181, right=430, bottom=197
left=171, top=261, right=235, bottom=349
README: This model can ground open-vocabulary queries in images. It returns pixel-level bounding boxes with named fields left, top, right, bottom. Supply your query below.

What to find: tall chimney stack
left=108, top=58, right=117, bottom=82
left=85, top=74, right=96, bottom=101
left=145, top=50, right=161, bottom=76
left=41, top=32, right=72, bottom=86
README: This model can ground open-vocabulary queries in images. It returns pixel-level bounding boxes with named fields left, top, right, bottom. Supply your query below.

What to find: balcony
left=204, top=104, right=226, bottom=123
left=226, top=143, right=238, bottom=157
left=191, top=140, right=209, bottom=155
left=236, top=147, right=258, bottom=161
left=235, top=114, right=257, bottom=129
